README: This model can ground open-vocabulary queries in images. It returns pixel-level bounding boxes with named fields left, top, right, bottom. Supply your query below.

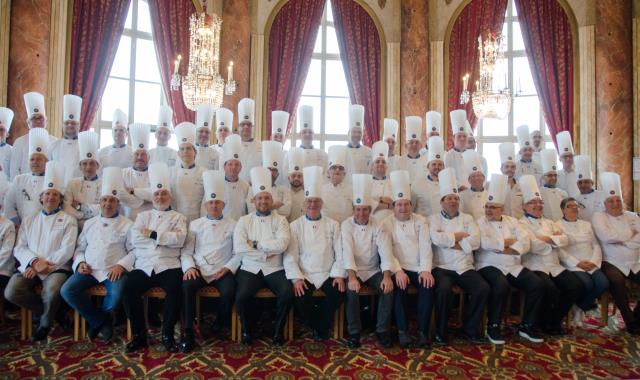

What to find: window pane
left=135, top=39, right=160, bottom=82
left=137, top=0, right=152, bottom=33
left=326, top=26, right=340, bottom=55
left=283, top=139, right=292, bottom=151
left=481, top=142, right=501, bottom=177
left=101, top=78, right=129, bottom=121
left=482, top=117, right=508, bottom=137
left=100, top=128, right=113, bottom=149
left=302, top=59, right=321, bottom=96
left=326, top=0, right=333, bottom=23
left=133, top=81, right=162, bottom=124
left=298, top=96, right=321, bottom=132
left=124, top=2, right=133, bottom=29
left=513, top=96, right=541, bottom=132
left=325, top=60, right=349, bottom=97
left=313, top=29, right=322, bottom=54
left=324, top=97, right=350, bottom=134
left=513, top=56, right=536, bottom=95
left=110, top=36, right=131, bottom=79
left=512, top=22, right=525, bottom=51
left=493, top=58, right=508, bottom=90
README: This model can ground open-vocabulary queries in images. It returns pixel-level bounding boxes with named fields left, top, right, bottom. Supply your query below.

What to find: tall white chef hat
left=29, top=128, right=49, bottom=158
left=303, top=166, right=323, bottom=199
left=520, top=174, right=542, bottom=203
left=328, top=145, right=347, bottom=168
left=600, top=172, right=622, bottom=201
left=428, top=136, right=445, bottom=163
left=438, top=167, right=459, bottom=198
left=0, top=107, right=14, bottom=132
left=222, top=134, right=242, bottom=164
left=238, top=98, right=255, bottom=125
left=216, top=107, right=233, bottom=132
left=298, top=105, right=314, bottom=132
left=196, top=104, right=215, bottom=131
left=129, top=123, right=150, bottom=151
left=251, top=166, right=272, bottom=196
left=63, top=94, right=82, bottom=123
left=157, top=105, right=174, bottom=131
left=112, top=108, right=128, bottom=129
left=101, top=167, right=124, bottom=198
left=463, top=150, right=485, bottom=178
left=499, top=142, right=516, bottom=164
left=352, top=173, right=373, bottom=206
left=574, top=155, right=593, bottom=181
left=203, top=170, right=226, bottom=202
left=287, top=147, right=305, bottom=174
left=349, top=104, right=365, bottom=132
left=149, top=162, right=171, bottom=193
left=449, top=109, right=467, bottom=135
left=371, top=140, right=388, bottom=163
left=556, top=131, right=574, bottom=157
left=271, top=110, right=289, bottom=137
left=426, top=111, right=442, bottom=135
left=487, top=173, right=508, bottom=205
left=383, top=118, right=398, bottom=141
left=391, top=170, right=411, bottom=202
left=262, top=140, right=283, bottom=169
left=78, top=131, right=100, bottom=163
left=405, top=116, right=422, bottom=142
left=42, top=161, right=65, bottom=194
left=516, top=125, right=532, bottom=150
left=24, top=91, right=46, bottom=119
left=540, top=148, right=558, bottom=174
left=174, top=122, right=196, bottom=147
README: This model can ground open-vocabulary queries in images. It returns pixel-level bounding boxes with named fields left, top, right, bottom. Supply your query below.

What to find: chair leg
left=286, top=308, right=294, bottom=341
left=600, top=293, right=610, bottom=328
left=73, top=310, right=80, bottom=341
left=20, top=307, right=27, bottom=340
left=127, top=320, right=132, bottom=341
left=195, top=295, right=201, bottom=326
left=231, top=307, right=238, bottom=342
left=27, top=309, right=33, bottom=338
left=333, top=307, right=340, bottom=339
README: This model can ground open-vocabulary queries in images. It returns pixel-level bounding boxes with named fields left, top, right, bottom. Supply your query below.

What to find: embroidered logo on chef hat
left=112, top=190, right=117, bottom=195
left=488, top=195, right=494, bottom=201
left=294, top=166, right=300, bottom=171
left=211, top=193, right=216, bottom=199
left=233, top=153, right=239, bottom=159
left=34, top=108, right=39, bottom=113
left=398, top=192, right=403, bottom=198
left=578, top=174, right=583, bottom=179
left=204, top=122, right=208, bottom=127
left=87, top=153, right=92, bottom=158
left=356, top=198, right=362, bottom=204
left=157, top=184, right=162, bottom=189
left=138, top=143, right=144, bottom=149
left=69, top=114, right=74, bottom=120
left=305, top=190, right=309, bottom=196
left=48, top=182, right=53, bottom=188
left=534, top=192, right=540, bottom=196
left=260, top=185, right=265, bottom=191
left=436, top=154, right=441, bottom=159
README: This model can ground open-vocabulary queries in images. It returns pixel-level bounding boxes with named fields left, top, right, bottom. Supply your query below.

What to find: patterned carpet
left=0, top=312, right=639, bottom=379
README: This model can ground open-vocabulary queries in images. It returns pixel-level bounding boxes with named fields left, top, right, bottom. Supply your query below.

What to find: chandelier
left=170, top=11, right=236, bottom=111
left=459, top=32, right=511, bottom=120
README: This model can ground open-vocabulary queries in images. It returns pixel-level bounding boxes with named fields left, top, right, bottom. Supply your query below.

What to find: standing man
left=48, top=94, right=82, bottom=183
left=539, top=149, right=567, bottom=221
left=322, top=146, right=353, bottom=223
left=237, top=98, right=262, bottom=182
left=419, top=111, right=442, bottom=157
left=288, top=105, right=328, bottom=175
left=556, top=131, right=579, bottom=197
left=412, top=136, right=445, bottom=218
left=460, top=150, right=488, bottom=220
left=194, top=104, right=219, bottom=170
left=170, top=122, right=205, bottom=223
left=345, top=104, right=371, bottom=183
left=382, top=118, right=398, bottom=168
left=286, top=147, right=305, bottom=222
left=221, top=135, right=249, bottom=220
left=392, top=116, right=428, bottom=183
left=120, top=124, right=152, bottom=221
left=0, top=107, right=14, bottom=181
left=271, top=110, right=288, bottom=144
left=369, top=141, right=393, bottom=223
left=444, top=110, right=471, bottom=188
left=98, top=109, right=133, bottom=170
left=499, top=142, right=524, bottom=219
left=573, top=155, right=604, bottom=221
left=149, top=105, right=177, bottom=167
left=246, top=141, right=291, bottom=218
left=214, top=107, right=233, bottom=158
left=514, top=125, right=543, bottom=182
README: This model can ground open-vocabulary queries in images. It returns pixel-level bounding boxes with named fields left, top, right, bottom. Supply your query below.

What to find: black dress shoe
left=272, top=334, right=285, bottom=346
left=461, top=331, right=486, bottom=344
left=376, top=332, right=393, bottom=348
left=433, top=334, right=447, bottom=346
left=162, top=335, right=178, bottom=353
left=398, top=331, right=416, bottom=348
left=417, top=332, right=431, bottom=348
left=179, top=333, right=196, bottom=353
left=31, top=326, right=51, bottom=342
left=87, top=324, right=101, bottom=341
left=241, top=332, right=253, bottom=345
left=125, top=335, right=148, bottom=353
left=99, top=322, right=114, bottom=343
left=346, top=334, right=360, bottom=349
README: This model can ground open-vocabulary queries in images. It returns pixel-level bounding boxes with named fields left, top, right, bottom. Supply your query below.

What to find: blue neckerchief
left=524, top=212, right=540, bottom=219
left=41, top=207, right=61, bottom=216
left=562, top=217, right=576, bottom=222
left=64, top=136, right=78, bottom=140
left=31, top=172, right=45, bottom=176
left=470, top=187, right=484, bottom=192
left=113, top=143, right=126, bottom=148
left=520, top=159, right=532, bottom=163
left=453, top=147, right=465, bottom=153
left=353, top=217, right=368, bottom=226
left=300, top=144, right=315, bottom=150
left=133, top=166, right=148, bottom=172
left=305, top=214, right=322, bottom=221
left=408, top=153, right=421, bottom=159
left=348, top=143, right=361, bottom=149
left=224, top=176, right=238, bottom=183
left=441, top=210, right=458, bottom=220
left=0, top=142, right=7, bottom=147
left=244, top=138, right=255, bottom=142
left=256, top=210, right=271, bottom=217
left=543, top=184, right=555, bottom=189
left=427, top=174, right=435, bottom=182
left=154, top=206, right=172, bottom=212
left=374, top=176, right=387, bottom=180
left=181, top=164, right=196, bottom=169
left=196, top=143, right=209, bottom=148
left=206, top=214, right=224, bottom=220
left=101, top=211, right=119, bottom=219
left=84, top=175, right=99, bottom=181
left=583, top=188, right=595, bottom=194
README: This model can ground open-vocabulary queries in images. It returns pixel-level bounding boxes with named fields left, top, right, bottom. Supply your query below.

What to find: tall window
left=475, top=0, right=554, bottom=176
left=97, top=0, right=175, bottom=149
left=286, top=0, right=350, bottom=152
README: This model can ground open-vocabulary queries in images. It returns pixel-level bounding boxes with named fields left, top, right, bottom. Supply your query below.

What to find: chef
left=498, top=142, right=524, bottom=219
left=120, top=123, right=152, bottom=221
left=97, top=109, right=133, bottom=170
left=214, top=107, right=233, bottom=158
left=369, top=141, right=393, bottom=223
left=392, top=116, right=428, bottom=183
left=514, top=125, right=543, bottom=181
left=573, top=155, right=604, bottom=221
left=246, top=141, right=291, bottom=218
left=221, top=134, right=249, bottom=220
left=0, top=107, right=14, bottom=180
left=270, top=110, right=288, bottom=144
left=48, top=94, right=82, bottom=183
left=194, top=104, right=219, bottom=170
left=443, top=109, right=471, bottom=188
left=460, top=150, right=488, bottom=220
left=411, top=136, right=445, bottom=218
left=237, top=98, right=262, bottom=182
left=539, top=149, right=568, bottom=221
left=556, top=131, right=579, bottom=197
left=345, top=104, right=371, bottom=183
left=285, top=147, right=305, bottom=222
left=382, top=118, right=398, bottom=167
left=170, top=122, right=205, bottom=223
left=419, top=111, right=442, bottom=157
left=322, top=146, right=353, bottom=223
left=149, top=105, right=178, bottom=167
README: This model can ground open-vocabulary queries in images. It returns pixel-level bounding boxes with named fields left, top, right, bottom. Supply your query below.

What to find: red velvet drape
left=69, top=0, right=131, bottom=131
left=331, top=0, right=381, bottom=147
left=148, top=0, right=196, bottom=124
left=267, top=0, right=325, bottom=139
left=447, top=0, right=507, bottom=147
left=514, top=0, right=573, bottom=148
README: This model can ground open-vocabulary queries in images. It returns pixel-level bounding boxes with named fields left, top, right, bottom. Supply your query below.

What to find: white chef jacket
left=63, top=176, right=101, bottom=225
left=131, top=208, right=188, bottom=276
left=592, top=211, right=640, bottom=275
left=246, top=185, right=292, bottom=218
left=576, top=190, right=605, bottom=222
left=411, top=175, right=441, bottom=218
left=381, top=213, right=432, bottom=274
left=9, top=133, right=57, bottom=181
left=392, top=154, right=429, bottom=184
left=504, top=181, right=524, bottom=219
left=321, top=182, right=353, bottom=223
left=0, top=143, right=13, bottom=181
left=239, top=140, right=262, bottom=183
left=370, top=177, right=393, bottom=223
left=181, top=215, right=240, bottom=283
left=72, top=214, right=135, bottom=282
left=121, top=167, right=152, bottom=221
left=98, top=144, right=133, bottom=171
left=557, top=169, right=580, bottom=197
left=345, top=144, right=371, bottom=183
left=288, top=188, right=305, bottom=223
left=4, top=173, right=44, bottom=224
left=429, top=211, right=480, bottom=274
left=555, top=218, right=602, bottom=273
left=540, top=186, right=568, bottom=221
left=222, top=178, right=249, bottom=221
left=461, top=188, right=488, bottom=220
left=170, top=164, right=205, bottom=223
left=232, top=211, right=290, bottom=276
left=195, top=144, right=219, bottom=171
left=48, top=138, right=81, bottom=184
left=519, top=214, right=568, bottom=276
left=342, top=217, right=395, bottom=281
left=476, top=215, right=530, bottom=276
left=149, top=146, right=178, bottom=167
left=14, top=209, right=78, bottom=279
left=515, top=160, right=543, bottom=182
left=284, top=214, right=345, bottom=288
left=0, top=217, right=15, bottom=277
left=444, top=148, right=468, bottom=187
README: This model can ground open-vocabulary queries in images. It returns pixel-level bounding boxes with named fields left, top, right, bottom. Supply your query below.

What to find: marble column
left=595, top=0, right=633, bottom=207
left=6, top=0, right=52, bottom=144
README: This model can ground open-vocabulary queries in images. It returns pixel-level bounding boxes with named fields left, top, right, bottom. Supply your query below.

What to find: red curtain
left=69, top=0, right=131, bottom=131
left=148, top=0, right=196, bottom=124
left=447, top=0, right=507, bottom=147
left=331, top=0, right=381, bottom=147
left=267, top=0, right=325, bottom=139
left=514, top=0, right=573, bottom=148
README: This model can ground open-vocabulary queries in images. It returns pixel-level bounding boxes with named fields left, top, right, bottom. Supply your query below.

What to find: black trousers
left=393, top=270, right=434, bottom=334
left=478, top=266, right=545, bottom=327
left=122, top=268, right=182, bottom=337
left=182, top=272, right=236, bottom=331
left=433, top=268, right=490, bottom=337
left=601, top=261, right=640, bottom=326
left=294, top=278, right=345, bottom=334
left=533, top=270, right=584, bottom=329
left=234, top=269, right=293, bottom=336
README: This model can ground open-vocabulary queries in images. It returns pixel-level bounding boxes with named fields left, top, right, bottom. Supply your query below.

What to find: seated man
left=284, top=166, right=345, bottom=341
left=4, top=162, right=78, bottom=341
left=592, top=172, right=640, bottom=335
left=122, top=163, right=188, bottom=353
left=519, top=175, right=583, bottom=335
left=430, top=168, right=489, bottom=345
left=556, top=197, right=609, bottom=327
left=233, top=167, right=292, bottom=346
left=180, top=170, right=239, bottom=352
left=476, top=174, right=544, bottom=344
left=383, top=170, right=434, bottom=348
left=64, top=131, right=102, bottom=228
left=61, top=167, right=133, bottom=342
left=342, top=174, right=395, bottom=349
left=322, top=146, right=353, bottom=223
left=0, top=194, right=15, bottom=289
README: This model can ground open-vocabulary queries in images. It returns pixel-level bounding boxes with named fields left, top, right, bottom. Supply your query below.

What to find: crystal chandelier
left=459, top=32, right=511, bottom=120
left=170, top=11, right=236, bottom=111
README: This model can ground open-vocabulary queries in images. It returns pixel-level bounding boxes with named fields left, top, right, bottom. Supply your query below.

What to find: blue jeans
left=61, top=273, right=127, bottom=329
left=573, top=269, right=609, bottom=311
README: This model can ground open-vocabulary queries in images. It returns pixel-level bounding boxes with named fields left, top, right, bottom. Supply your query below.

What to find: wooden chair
left=73, top=285, right=107, bottom=341
left=599, top=280, right=640, bottom=328
left=231, top=288, right=294, bottom=343
left=194, top=286, right=240, bottom=341
left=20, top=285, right=42, bottom=340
